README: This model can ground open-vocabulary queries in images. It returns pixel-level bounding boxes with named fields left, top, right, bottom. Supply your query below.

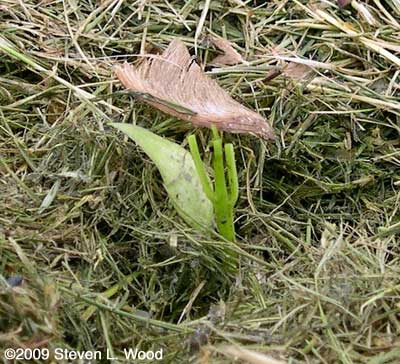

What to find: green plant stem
left=225, top=143, right=239, bottom=206
left=188, top=127, right=238, bottom=242
left=211, top=125, right=220, bottom=140
left=188, top=135, right=214, bottom=202
left=213, top=137, right=235, bottom=242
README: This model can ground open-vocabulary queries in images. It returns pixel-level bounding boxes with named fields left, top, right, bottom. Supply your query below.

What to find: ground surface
left=1, top=1, right=400, bottom=363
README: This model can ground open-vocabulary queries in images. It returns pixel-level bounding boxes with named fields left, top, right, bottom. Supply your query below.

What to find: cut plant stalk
left=188, top=126, right=239, bottom=242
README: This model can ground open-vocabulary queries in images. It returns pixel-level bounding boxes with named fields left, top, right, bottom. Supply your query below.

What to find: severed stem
left=188, top=126, right=238, bottom=242
left=225, top=143, right=239, bottom=207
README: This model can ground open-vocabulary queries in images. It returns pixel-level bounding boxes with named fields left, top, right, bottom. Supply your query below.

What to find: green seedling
left=188, top=126, right=239, bottom=242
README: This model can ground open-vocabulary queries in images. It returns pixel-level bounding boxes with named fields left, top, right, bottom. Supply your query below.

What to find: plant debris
left=1, top=0, right=400, bottom=363
left=207, top=35, right=246, bottom=66
left=115, top=39, right=275, bottom=140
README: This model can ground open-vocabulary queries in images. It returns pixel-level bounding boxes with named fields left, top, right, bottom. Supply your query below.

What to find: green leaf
left=110, top=123, right=214, bottom=229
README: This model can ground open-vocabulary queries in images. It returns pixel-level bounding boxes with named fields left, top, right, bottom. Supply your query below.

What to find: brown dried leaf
left=115, top=39, right=274, bottom=140
left=338, top=0, right=352, bottom=7
left=282, top=62, right=314, bottom=80
left=208, top=35, right=246, bottom=66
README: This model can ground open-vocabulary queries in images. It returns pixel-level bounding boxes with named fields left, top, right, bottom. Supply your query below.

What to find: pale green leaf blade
left=110, top=123, right=214, bottom=229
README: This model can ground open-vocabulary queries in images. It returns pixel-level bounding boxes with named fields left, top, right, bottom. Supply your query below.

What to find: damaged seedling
left=188, top=126, right=238, bottom=242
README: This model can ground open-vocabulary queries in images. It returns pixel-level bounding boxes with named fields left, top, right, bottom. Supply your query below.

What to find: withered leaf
left=207, top=35, right=246, bottom=66
left=282, top=62, right=314, bottom=81
left=338, top=0, right=352, bottom=7
left=115, top=39, right=275, bottom=140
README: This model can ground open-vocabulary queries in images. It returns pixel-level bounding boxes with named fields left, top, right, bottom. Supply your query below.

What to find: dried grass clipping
left=218, top=345, right=288, bottom=364
left=115, top=39, right=275, bottom=140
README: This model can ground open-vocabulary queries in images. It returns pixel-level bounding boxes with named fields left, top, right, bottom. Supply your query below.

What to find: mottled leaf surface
left=110, top=123, right=214, bottom=229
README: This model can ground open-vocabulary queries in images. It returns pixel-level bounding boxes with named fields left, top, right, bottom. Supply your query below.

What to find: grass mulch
left=1, top=0, right=399, bottom=363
